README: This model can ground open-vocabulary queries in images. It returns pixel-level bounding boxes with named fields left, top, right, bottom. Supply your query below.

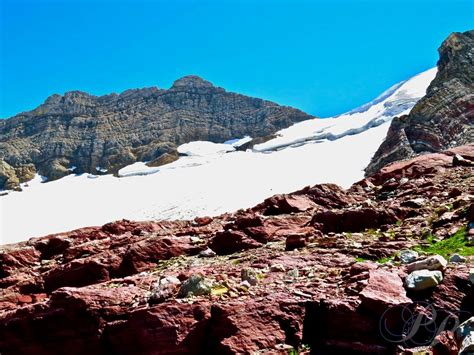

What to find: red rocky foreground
left=1, top=145, right=473, bottom=354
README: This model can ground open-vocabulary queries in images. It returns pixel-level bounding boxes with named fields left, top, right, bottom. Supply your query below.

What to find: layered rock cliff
left=0, top=76, right=313, bottom=189
left=366, top=30, right=474, bottom=175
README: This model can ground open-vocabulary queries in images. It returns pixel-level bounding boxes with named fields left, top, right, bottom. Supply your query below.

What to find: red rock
left=119, top=236, right=202, bottom=275
left=208, top=295, right=305, bottom=353
left=193, top=216, right=213, bottom=226
left=105, top=302, right=211, bottom=354
left=255, top=194, right=316, bottom=215
left=0, top=247, right=40, bottom=277
left=306, top=183, right=360, bottom=206
left=360, top=269, right=412, bottom=315
left=311, top=207, right=399, bottom=233
left=17, top=294, right=33, bottom=304
left=33, top=235, right=71, bottom=259
left=285, top=234, right=309, bottom=251
left=349, top=261, right=378, bottom=276
left=43, top=258, right=113, bottom=292
left=304, top=299, right=393, bottom=354
left=209, top=230, right=262, bottom=255
left=433, top=331, right=458, bottom=355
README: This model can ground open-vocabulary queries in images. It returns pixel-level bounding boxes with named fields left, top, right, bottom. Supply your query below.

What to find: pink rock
left=360, top=269, right=412, bottom=314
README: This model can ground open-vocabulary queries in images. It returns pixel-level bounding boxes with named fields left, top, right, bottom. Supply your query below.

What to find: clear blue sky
left=0, top=0, right=473, bottom=119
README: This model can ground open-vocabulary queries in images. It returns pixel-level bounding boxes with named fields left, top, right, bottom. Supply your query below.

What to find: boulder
left=209, top=230, right=262, bottom=255
left=177, top=274, right=211, bottom=298
left=406, top=255, right=447, bottom=273
left=285, top=234, right=309, bottom=251
left=256, top=195, right=316, bottom=215
left=399, top=250, right=419, bottom=264
left=449, top=253, right=466, bottom=263
left=405, top=270, right=443, bottom=291
left=311, top=207, right=399, bottom=233
left=360, top=269, right=412, bottom=314
left=433, top=331, right=458, bottom=355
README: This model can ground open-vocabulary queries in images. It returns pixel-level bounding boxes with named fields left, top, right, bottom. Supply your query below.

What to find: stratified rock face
left=366, top=30, right=474, bottom=176
left=0, top=75, right=313, bottom=189
left=1, top=144, right=473, bottom=354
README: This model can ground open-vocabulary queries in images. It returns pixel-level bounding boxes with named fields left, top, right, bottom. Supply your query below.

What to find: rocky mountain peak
left=171, top=75, right=215, bottom=89
left=365, top=30, right=474, bottom=176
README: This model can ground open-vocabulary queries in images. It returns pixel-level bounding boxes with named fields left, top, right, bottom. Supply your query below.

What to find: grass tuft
left=414, top=227, right=472, bottom=258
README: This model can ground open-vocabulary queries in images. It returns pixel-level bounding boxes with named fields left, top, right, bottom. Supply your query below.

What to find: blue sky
left=0, top=0, right=473, bottom=118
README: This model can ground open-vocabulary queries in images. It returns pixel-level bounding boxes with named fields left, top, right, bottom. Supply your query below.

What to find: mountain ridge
left=0, top=75, right=313, bottom=190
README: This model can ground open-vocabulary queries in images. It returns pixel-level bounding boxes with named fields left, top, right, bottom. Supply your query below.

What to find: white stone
left=406, top=255, right=447, bottom=272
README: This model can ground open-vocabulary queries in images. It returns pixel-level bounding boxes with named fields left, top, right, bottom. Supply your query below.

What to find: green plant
left=414, top=227, right=472, bottom=258
left=376, top=256, right=392, bottom=264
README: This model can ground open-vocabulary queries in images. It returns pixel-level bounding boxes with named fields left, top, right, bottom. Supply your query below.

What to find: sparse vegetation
left=414, top=227, right=472, bottom=258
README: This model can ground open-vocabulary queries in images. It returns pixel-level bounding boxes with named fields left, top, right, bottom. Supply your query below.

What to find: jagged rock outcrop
left=0, top=75, right=313, bottom=189
left=366, top=30, right=474, bottom=175
left=1, top=144, right=473, bottom=354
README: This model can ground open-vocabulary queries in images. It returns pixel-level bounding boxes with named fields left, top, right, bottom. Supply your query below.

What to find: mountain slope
left=365, top=30, right=474, bottom=175
left=0, top=76, right=313, bottom=190
left=1, top=69, right=435, bottom=244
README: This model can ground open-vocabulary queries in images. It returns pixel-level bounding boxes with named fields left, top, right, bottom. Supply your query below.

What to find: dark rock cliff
left=0, top=75, right=313, bottom=189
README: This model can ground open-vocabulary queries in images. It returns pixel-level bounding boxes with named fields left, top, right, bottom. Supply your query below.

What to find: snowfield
left=0, top=68, right=437, bottom=244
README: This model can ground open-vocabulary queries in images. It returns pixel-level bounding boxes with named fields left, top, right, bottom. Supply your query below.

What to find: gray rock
left=399, top=250, right=419, bottom=264
left=241, top=268, right=258, bottom=286
left=449, top=253, right=466, bottom=263
left=406, top=255, right=447, bottom=273
left=470, top=268, right=474, bottom=285
left=0, top=76, right=313, bottom=190
left=405, top=269, right=443, bottom=291
left=177, top=274, right=211, bottom=298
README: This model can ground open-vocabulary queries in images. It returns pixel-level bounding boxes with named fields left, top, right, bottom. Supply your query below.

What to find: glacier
left=0, top=68, right=437, bottom=245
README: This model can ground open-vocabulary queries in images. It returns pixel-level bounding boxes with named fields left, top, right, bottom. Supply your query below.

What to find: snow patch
left=177, top=141, right=236, bottom=156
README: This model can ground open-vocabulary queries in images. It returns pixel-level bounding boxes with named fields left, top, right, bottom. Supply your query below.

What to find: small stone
left=406, top=255, right=447, bottom=272
left=240, top=280, right=251, bottom=289
left=270, top=264, right=286, bottom=272
left=190, top=236, right=202, bottom=243
left=399, top=250, right=419, bottom=264
left=405, top=270, right=443, bottom=291
left=177, top=274, right=211, bottom=298
left=449, top=253, right=466, bottom=263
left=199, top=248, right=216, bottom=258
left=399, top=177, right=409, bottom=185
left=287, top=268, right=299, bottom=279
left=401, top=198, right=425, bottom=208
left=453, top=154, right=473, bottom=167
left=149, top=276, right=181, bottom=303
left=241, top=268, right=258, bottom=286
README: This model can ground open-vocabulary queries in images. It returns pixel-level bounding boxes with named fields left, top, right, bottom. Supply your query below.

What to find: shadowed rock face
left=366, top=30, right=474, bottom=176
left=0, top=75, right=313, bottom=189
